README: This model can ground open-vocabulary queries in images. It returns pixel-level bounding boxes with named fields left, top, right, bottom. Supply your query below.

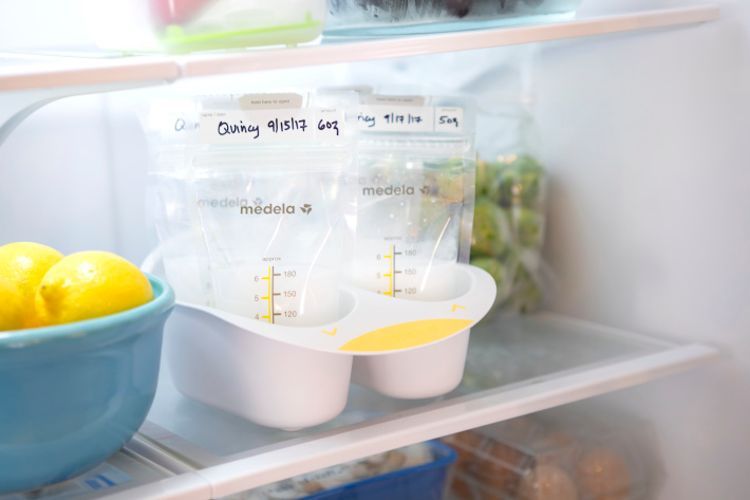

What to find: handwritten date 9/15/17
left=267, top=117, right=340, bottom=137
left=213, top=114, right=341, bottom=142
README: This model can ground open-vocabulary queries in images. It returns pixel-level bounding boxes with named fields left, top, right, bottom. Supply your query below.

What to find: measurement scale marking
left=268, top=266, right=279, bottom=323
left=260, top=265, right=275, bottom=324
left=380, top=245, right=404, bottom=297
left=382, top=248, right=393, bottom=296
left=393, top=247, right=402, bottom=298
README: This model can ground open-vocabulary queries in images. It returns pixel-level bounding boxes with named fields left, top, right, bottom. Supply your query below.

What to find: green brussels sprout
left=513, top=154, right=544, bottom=174
left=475, top=159, right=490, bottom=197
left=421, top=158, right=470, bottom=203
left=496, top=165, right=518, bottom=208
left=431, top=170, right=465, bottom=204
left=473, top=155, right=547, bottom=314
left=470, top=257, right=506, bottom=284
left=496, top=154, right=545, bottom=209
left=510, top=263, right=543, bottom=314
left=511, top=207, right=545, bottom=249
left=471, top=198, right=512, bottom=258
left=476, top=160, right=502, bottom=201
left=471, top=256, right=514, bottom=305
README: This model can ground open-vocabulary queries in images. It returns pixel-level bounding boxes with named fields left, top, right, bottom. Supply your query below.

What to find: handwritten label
left=434, top=107, right=464, bottom=132
left=200, top=108, right=344, bottom=144
left=356, top=106, right=464, bottom=134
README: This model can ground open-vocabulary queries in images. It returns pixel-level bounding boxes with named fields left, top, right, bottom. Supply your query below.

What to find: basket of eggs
left=0, top=242, right=174, bottom=494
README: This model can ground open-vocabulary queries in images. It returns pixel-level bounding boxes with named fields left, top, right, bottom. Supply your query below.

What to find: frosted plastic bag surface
left=473, top=97, right=549, bottom=314
left=349, top=96, right=476, bottom=302
left=147, top=94, right=355, bottom=326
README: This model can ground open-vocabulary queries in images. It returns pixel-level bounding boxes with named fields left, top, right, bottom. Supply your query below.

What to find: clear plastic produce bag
left=146, top=93, right=356, bottom=326
left=472, top=102, right=548, bottom=314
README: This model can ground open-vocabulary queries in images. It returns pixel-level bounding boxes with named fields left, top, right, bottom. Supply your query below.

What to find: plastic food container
left=326, top=0, right=583, bottom=37
left=84, top=0, right=327, bottom=53
left=233, top=441, right=456, bottom=499
left=443, top=408, right=660, bottom=500
left=0, top=275, right=175, bottom=494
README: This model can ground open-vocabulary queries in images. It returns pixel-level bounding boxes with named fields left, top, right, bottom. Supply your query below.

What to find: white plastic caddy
left=143, top=250, right=496, bottom=429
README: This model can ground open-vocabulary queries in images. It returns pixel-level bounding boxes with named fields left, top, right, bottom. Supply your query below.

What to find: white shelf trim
left=0, top=4, right=719, bottom=93
left=192, top=343, right=718, bottom=497
left=179, top=5, right=719, bottom=78
left=0, top=4, right=719, bottom=146
left=0, top=57, right=179, bottom=93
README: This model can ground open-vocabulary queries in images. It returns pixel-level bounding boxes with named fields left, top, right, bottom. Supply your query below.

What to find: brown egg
left=451, top=474, right=478, bottom=499
left=445, top=432, right=485, bottom=498
left=445, top=431, right=485, bottom=473
left=473, top=438, right=533, bottom=497
left=479, top=486, right=505, bottom=500
left=503, top=417, right=539, bottom=439
left=576, top=447, right=631, bottom=500
left=518, top=464, right=578, bottom=500
left=451, top=430, right=486, bottom=451
left=537, top=430, right=577, bottom=450
left=534, top=431, right=579, bottom=466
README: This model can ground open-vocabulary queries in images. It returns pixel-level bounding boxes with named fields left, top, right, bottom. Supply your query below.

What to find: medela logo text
left=361, top=185, right=429, bottom=197
left=240, top=199, right=313, bottom=215
left=196, top=197, right=247, bottom=208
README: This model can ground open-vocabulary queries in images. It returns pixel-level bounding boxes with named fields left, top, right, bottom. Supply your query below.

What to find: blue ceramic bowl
left=0, top=274, right=174, bottom=493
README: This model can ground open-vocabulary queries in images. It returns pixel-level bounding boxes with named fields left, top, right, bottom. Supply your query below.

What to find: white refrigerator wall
left=536, top=1, right=750, bottom=498
left=0, top=1, right=748, bottom=498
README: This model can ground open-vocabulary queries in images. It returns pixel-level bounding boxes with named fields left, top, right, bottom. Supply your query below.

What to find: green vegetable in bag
left=512, top=207, right=544, bottom=248
left=470, top=257, right=507, bottom=286
left=497, top=154, right=544, bottom=209
left=509, top=263, right=543, bottom=313
left=472, top=152, right=547, bottom=314
left=427, top=163, right=466, bottom=204
left=470, top=256, right=513, bottom=305
left=476, top=160, right=500, bottom=201
left=471, top=198, right=512, bottom=258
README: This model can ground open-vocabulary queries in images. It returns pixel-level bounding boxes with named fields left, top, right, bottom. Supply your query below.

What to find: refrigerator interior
left=0, top=0, right=748, bottom=498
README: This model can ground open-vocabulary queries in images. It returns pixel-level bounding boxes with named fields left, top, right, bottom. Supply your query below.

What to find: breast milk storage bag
left=147, top=94, right=358, bottom=429
left=349, top=95, right=478, bottom=399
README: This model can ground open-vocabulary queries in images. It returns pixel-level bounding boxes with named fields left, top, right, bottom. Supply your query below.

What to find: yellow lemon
left=0, top=242, right=63, bottom=327
left=35, top=251, right=153, bottom=326
left=0, top=276, right=24, bottom=331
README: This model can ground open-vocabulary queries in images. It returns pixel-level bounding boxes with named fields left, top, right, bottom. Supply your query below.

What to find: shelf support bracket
left=0, top=80, right=171, bottom=148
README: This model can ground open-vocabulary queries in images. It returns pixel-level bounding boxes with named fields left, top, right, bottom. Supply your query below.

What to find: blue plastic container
left=0, top=275, right=174, bottom=494
left=305, top=441, right=457, bottom=500
left=326, top=0, right=582, bottom=37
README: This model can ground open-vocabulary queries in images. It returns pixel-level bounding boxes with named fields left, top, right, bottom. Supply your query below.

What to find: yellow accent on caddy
left=339, top=318, right=472, bottom=353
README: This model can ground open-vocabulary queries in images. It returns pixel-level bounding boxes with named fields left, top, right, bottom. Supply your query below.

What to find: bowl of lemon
left=0, top=242, right=174, bottom=494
